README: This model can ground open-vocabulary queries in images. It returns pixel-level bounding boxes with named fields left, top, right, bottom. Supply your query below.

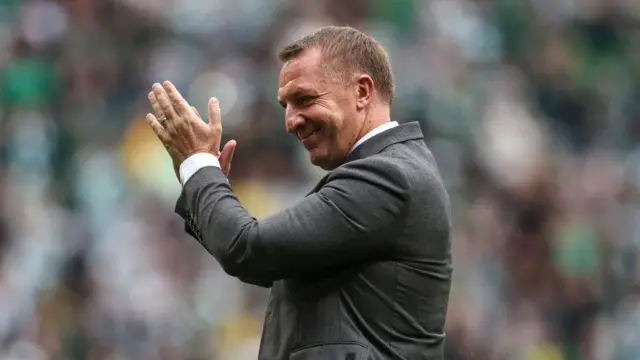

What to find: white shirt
left=179, top=121, right=399, bottom=185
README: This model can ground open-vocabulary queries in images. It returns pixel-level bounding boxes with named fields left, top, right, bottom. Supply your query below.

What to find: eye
left=296, top=95, right=315, bottom=107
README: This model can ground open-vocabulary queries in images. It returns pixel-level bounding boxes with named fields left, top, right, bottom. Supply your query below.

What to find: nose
left=285, top=108, right=305, bottom=134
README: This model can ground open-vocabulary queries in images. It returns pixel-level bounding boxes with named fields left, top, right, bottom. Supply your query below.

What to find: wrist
left=179, top=152, right=221, bottom=185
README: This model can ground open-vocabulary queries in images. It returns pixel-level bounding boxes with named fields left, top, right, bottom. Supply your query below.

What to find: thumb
left=219, top=140, right=237, bottom=177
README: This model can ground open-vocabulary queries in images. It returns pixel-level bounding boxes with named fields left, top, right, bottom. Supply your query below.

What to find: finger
left=191, top=106, right=201, bottom=119
left=152, top=83, right=180, bottom=123
left=207, top=97, right=222, bottom=132
left=162, top=81, right=192, bottom=116
left=148, top=91, right=165, bottom=121
left=145, top=113, right=170, bottom=142
left=219, top=140, right=237, bottom=176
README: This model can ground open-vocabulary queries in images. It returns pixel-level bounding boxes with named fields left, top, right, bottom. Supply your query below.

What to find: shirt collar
left=349, top=121, right=399, bottom=154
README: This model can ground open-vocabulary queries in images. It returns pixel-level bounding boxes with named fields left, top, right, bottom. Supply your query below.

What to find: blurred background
left=0, top=0, right=639, bottom=359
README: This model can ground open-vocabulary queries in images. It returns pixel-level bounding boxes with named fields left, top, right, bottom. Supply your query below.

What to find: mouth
left=298, top=125, right=321, bottom=141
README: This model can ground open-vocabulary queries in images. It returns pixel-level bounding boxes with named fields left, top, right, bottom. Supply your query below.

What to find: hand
left=145, top=81, right=237, bottom=179
left=190, top=105, right=237, bottom=177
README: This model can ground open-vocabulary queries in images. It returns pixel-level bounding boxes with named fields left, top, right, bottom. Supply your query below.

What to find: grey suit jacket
left=176, top=122, right=453, bottom=360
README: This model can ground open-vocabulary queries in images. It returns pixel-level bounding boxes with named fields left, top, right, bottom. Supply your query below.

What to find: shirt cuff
left=179, top=153, right=220, bottom=185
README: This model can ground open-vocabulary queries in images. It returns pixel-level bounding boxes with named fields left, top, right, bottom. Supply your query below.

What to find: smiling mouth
left=299, top=126, right=321, bottom=141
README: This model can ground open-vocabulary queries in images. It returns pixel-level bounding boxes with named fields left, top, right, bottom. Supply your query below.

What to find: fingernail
left=163, top=81, right=171, bottom=87
left=210, top=97, right=218, bottom=104
left=148, top=92, right=153, bottom=99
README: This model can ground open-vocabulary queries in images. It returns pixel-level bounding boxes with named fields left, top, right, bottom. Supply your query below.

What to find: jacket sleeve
left=175, top=156, right=410, bottom=282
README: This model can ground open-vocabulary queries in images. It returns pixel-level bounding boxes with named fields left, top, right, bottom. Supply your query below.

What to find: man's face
left=278, top=47, right=362, bottom=170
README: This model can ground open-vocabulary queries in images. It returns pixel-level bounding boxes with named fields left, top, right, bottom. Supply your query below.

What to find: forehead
left=278, top=47, right=330, bottom=100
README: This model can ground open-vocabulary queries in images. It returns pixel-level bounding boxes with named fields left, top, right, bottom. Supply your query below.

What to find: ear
left=354, top=74, right=375, bottom=110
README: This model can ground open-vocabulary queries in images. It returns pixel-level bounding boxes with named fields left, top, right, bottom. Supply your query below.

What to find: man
left=145, top=26, right=452, bottom=360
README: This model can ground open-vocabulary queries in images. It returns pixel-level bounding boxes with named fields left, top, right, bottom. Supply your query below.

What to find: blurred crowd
left=0, top=0, right=639, bottom=359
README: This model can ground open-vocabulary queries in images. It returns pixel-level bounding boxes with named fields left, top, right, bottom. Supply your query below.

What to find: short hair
left=278, top=26, right=395, bottom=104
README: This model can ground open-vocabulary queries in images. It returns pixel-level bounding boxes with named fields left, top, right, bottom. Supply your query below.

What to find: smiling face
left=278, top=47, right=363, bottom=170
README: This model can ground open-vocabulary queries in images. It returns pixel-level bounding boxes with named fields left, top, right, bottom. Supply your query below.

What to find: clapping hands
left=145, top=81, right=236, bottom=181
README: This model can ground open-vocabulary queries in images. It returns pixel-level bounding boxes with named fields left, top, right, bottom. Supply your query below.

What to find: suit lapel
left=305, top=122, right=425, bottom=196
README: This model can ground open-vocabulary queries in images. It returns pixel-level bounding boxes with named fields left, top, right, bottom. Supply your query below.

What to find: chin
left=309, top=152, right=341, bottom=171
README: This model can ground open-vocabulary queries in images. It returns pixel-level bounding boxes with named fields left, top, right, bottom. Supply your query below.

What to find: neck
left=355, top=104, right=391, bottom=143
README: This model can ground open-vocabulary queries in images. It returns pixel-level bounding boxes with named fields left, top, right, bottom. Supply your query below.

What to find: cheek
left=301, top=105, right=336, bottom=128
left=303, top=104, right=350, bottom=152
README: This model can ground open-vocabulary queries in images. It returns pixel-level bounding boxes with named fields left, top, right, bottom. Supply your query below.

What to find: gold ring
left=158, top=115, right=168, bottom=124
